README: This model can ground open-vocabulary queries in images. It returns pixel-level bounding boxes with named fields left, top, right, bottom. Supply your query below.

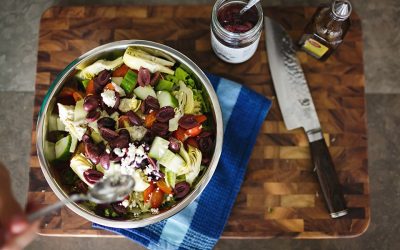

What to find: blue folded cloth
left=93, top=73, right=272, bottom=250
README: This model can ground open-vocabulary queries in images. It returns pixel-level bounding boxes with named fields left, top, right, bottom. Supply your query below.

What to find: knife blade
left=264, top=16, right=348, bottom=218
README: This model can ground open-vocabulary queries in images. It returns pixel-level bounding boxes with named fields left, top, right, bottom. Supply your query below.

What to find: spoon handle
left=27, top=194, right=87, bottom=222
left=240, top=0, right=260, bottom=15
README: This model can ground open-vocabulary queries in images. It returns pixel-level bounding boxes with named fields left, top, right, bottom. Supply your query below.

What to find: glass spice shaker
left=211, top=0, right=264, bottom=64
left=298, top=0, right=352, bottom=61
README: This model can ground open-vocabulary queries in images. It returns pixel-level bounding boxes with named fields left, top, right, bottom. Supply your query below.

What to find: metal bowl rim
left=36, top=40, right=223, bottom=228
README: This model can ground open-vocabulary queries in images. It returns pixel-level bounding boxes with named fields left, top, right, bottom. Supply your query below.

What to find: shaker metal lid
left=332, top=0, right=352, bottom=20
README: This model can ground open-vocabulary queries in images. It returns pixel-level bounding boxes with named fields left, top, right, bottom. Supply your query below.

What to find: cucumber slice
left=134, top=85, right=157, bottom=100
left=55, top=135, right=72, bottom=161
left=69, top=134, right=78, bottom=153
left=111, top=77, right=123, bottom=85
left=155, top=79, right=174, bottom=91
left=56, top=118, right=66, bottom=131
left=70, top=154, right=93, bottom=187
left=157, top=90, right=178, bottom=108
left=159, top=150, right=186, bottom=173
left=148, top=136, right=170, bottom=160
left=166, top=171, right=176, bottom=188
left=48, top=114, right=58, bottom=132
left=74, top=99, right=87, bottom=121
left=44, top=141, right=56, bottom=162
left=120, top=70, right=138, bottom=94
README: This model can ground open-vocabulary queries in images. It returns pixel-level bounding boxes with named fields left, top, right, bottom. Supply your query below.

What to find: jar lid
left=332, top=0, right=352, bottom=20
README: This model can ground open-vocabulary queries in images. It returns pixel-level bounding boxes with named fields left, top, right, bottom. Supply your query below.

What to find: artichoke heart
left=178, top=143, right=202, bottom=184
left=78, top=57, right=123, bottom=80
left=184, top=145, right=202, bottom=185
left=70, top=153, right=94, bottom=187
left=175, top=80, right=195, bottom=114
left=118, top=97, right=141, bottom=113
left=123, top=47, right=174, bottom=75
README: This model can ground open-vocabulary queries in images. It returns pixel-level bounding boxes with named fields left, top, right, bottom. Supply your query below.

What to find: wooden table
left=29, top=5, right=370, bottom=238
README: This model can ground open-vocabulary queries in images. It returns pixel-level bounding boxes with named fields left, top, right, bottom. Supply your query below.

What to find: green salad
left=44, top=47, right=215, bottom=219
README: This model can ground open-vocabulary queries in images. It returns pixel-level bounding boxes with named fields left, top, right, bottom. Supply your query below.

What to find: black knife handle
left=309, top=137, right=348, bottom=218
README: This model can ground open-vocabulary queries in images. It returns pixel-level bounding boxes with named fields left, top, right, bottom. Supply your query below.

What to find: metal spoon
left=240, top=0, right=260, bottom=15
left=28, top=175, right=135, bottom=222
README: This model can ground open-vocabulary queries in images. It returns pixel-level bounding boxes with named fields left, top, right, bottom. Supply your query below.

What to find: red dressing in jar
left=211, top=0, right=263, bottom=64
left=217, top=3, right=258, bottom=33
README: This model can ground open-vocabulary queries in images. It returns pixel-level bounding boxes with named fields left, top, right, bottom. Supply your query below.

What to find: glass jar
left=298, top=0, right=352, bottom=61
left=210, top=0, right=264, bottom=64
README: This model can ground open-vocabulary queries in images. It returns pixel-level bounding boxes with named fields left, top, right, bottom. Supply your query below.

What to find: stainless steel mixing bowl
left=36, top=40, right=223, bottom=228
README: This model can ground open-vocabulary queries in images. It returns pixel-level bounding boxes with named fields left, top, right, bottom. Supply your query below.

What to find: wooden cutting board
left=29, top=5, right=369, bottom=238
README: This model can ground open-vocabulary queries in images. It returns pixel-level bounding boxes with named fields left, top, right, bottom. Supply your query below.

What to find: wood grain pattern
left=29, top=5, right=369, bottom=238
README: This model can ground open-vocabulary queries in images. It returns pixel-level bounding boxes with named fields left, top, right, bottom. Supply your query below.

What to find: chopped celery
left=175, top=67, right=189, bottom=81
left=120, top=70, right=138, bottom=94
left=155, top=79, right=174, bottom=91
left=81, top=79, right=90, bottom=89
left=165, top=75, right=179, bottom=84
left=187, top=78, right=196, bottom=89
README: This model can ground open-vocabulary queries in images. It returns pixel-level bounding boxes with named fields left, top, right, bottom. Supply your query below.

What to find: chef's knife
left=264, top=16, right=347, bottom=218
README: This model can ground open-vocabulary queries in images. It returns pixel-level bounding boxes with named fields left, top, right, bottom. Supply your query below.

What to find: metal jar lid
left=332, top=0, right=352, bottom=20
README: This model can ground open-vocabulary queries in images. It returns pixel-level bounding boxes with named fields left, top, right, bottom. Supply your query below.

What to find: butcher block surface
left=29, top=5, right=369, bottom=238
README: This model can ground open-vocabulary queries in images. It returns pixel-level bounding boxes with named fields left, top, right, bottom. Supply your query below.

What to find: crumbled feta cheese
left=143, top=164, right=154, bottom=175
left=58, top=103, right=74, bottom=122
left=150, top=208, right=159, bottom=214
left=57, top=103, right=87, bottom=140
left=113, top=148, right=127, bottom=157
left=109, top=143, right=155, bottom=192
left=121, top=199, right=130, bottom=208
left=120, top=143, right=147, bottom=169
left=101, top=89, right=117, bottom=108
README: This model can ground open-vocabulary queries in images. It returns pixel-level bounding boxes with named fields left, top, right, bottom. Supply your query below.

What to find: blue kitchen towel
left=93, top=73, right=272, bottom=250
